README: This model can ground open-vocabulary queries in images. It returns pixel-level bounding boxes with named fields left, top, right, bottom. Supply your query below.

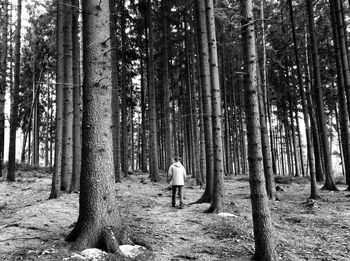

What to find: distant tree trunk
left=66, top=0, right=133, bottom=251
left=306, top=0, right=338, bottom=191
left=70, top=0, right=81, bottom=192
left=205, top=0, right=224, bottom=213
left=61, top=0, right=74, bottom=191
left=7, top=0, right=22, bottom=182
left=161, top=0, right=172, bottom=171
left=45, top=76, right=50, bottom=167
left=110, top=0, right=121, bottom=182
left=193, top=0, right=214, bottom=204
left=0, top=0, right=8, bottom=177
left=32, top=57, right=40, bottom=166
left=147, top=0, right=159, bottom=182
left=240, top=0, right=278, bottom=259
left=120, top=0, right=129, bottom=176
left=50, top=0, right=64, bottom=199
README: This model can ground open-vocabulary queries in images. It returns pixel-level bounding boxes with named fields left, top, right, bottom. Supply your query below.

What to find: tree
left=306, top=0, right=337, bottom=191
left=67, top=0, right=129, bottom=251
left=50, top=0, right=64, bottom=199
left=0, top=0, right=9, bottom=177
left=205, top=0, right=224, bottom=213
left=7, top=0, right=22, bottom=182
left=240, top=0, right=278, bottom=259
left=147, top=0, right=159, bottom=182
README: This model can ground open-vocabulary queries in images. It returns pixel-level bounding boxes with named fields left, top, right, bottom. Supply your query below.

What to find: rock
left=119, top=244, right=147, bottom=258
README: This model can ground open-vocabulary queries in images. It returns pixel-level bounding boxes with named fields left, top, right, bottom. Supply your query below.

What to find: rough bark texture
left=7, top=0, right=22, bottom=182
left=306, top=0, right=337, bottom=191
left=66, top=0, right=127, bottom=251
left=61, top=0, right=74, bottom=191
left=192, top=0, right=214, bottom=204
left=240, top=0, right=278, bottom=259
left=205, top=0, right=224, bottom=213
left=110, top=0, right=121, bottom=183
left=70, top=0, right=81, bottom=192
left=50, top=0, right=64, bottom=199
left=147, top=0, right=159, bottom=182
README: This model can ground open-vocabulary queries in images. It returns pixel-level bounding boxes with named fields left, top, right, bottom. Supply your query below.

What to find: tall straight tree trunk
left=147, top=0, right=159, bottom=182
left=7, top=0, right=22, bottom=182
left=306, top=0, right=337, bottom=191
left=32, top=57, right=40, bottom=166
left=331, top=0, right=350, bottom=189
left=45, top=76, right=50, bottom=167
left=110, top=0, right=121, bottom=182
left=0, top=0, right=8, bottom=177
left=161, top=0, right=172, bottom=171
left=205, top=0, right=224, bottom=213
left=50, top=0, right=64, bottom=199
left=193, top=0, right=214, bottom=204
left=120, top=0, right=128, bottom=176
left=61, top=0, right=74, bottom=191
left=240, top=0, right=277, bottom=259
left=70, top=0, right=81, bottom=192
left=66, top=0, right=131, bottom=251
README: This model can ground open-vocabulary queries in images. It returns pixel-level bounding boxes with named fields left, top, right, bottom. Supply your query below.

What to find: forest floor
left=0, top=166, right=350, bottom=261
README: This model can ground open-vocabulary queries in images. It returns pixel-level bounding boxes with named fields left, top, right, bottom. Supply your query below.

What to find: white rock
left=218, top=212, right=237, bottom=217
left=119, top=245, right=147, bottom=258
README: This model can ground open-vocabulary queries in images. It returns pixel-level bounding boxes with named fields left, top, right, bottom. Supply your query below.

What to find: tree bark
left=7, top=0, right=22, bottom=182
left=0, top=0, right=8, bottom=177
left=67, top=0, right=129, bottom=251
left=306, top=0, right=337, bottom=191
left=240, top=0, right=278, bottom=259
left=205, top=0, right=224, bottom=213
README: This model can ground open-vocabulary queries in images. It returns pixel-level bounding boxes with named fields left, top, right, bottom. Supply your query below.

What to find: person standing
left=168, top=157, right=187, bottom=208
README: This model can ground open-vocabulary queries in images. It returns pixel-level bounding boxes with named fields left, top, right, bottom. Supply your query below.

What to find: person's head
left=173, top=157, right=181, bottom=162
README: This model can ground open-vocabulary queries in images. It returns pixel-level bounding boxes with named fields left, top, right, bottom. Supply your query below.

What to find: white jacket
left=169, top=162, right=186, bottom=186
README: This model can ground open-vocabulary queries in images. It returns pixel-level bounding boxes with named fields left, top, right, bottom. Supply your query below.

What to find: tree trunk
left=193, top=0, right=214, bottom=204
left=61, top=0, right=74, bottom=191
left=70, top=0, right=81, bottom=192
left=7, top=0, right=22, bottom=182
left=161, top=0, right=172, bottom=171
left=110, top=0, right=121, bottom=182
left=66, top=0, right=132, bottom=252
left=49, top=0, right=64, bottom=199
left=0, top=0, right=8, bottom=177
left=205, top=0, right=224, bottom=213
left=240, top=0, right=278, bottom=259
left=306, top=0, right=337, bottom=191
left=147, top=0, right=159, bottom=182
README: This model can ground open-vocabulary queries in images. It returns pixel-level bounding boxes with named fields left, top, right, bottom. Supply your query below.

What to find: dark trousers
left=172, top=185, right=183, bottom=207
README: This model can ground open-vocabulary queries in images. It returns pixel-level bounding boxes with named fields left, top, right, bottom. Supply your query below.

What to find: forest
left=0, top=0, right=350, bottom=260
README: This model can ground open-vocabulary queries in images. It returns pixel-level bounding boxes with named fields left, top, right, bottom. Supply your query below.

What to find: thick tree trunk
left=66, top=0, right=133, bottom=252
left=7, top=0, right=22, bottom=182
left=50, top=0, right=64, bottom=199
left=240, top=0, right=278, bottom=259
left=306, top=0, right=337, bottom=191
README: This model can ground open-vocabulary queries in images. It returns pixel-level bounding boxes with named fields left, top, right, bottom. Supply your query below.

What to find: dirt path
left=1, top=170, right=350, bottom=260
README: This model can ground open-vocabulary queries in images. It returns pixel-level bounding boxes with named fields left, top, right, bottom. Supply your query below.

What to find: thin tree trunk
left=0, top=0, right=8, bottom=177
left=192, top=0, right=214, bottom=204
left=7, top=0, right=22, bottom=182
left=306, top=0, right=337, bottom=191
left=147, top=0, right=159, bottom=182
left=240, top=0, right=277, bottom=258
left=49, top=0, right=64, bottom=199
